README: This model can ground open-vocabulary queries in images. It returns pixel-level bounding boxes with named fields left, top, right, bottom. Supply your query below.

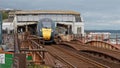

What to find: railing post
left=116, top=34, right=118, bottom=45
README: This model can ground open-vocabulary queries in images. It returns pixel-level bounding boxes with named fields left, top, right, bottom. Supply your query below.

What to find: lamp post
left=0, top=12, right=2, bottom=45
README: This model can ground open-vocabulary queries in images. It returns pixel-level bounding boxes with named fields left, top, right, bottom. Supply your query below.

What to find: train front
left=37, top=18, right=55, bottom=43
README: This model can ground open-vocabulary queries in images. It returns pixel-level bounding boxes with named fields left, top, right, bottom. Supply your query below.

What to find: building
left=11, top=10, right=84, bottom=35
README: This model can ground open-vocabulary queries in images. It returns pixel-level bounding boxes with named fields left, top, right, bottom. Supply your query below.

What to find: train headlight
left=40, top=29, right=41, bottom=31
left=51, top=30, right=53, bottom=32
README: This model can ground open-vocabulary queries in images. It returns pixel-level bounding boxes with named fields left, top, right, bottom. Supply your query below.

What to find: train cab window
left=42, top=22, right=52, bottom=28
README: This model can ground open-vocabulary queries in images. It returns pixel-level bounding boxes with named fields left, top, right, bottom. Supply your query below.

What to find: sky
left=0, top=0, right=120, bottom=30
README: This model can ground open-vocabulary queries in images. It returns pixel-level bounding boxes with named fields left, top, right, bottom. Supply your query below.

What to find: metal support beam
left=13, top=53, right=26, bottom=68
left=20, top=49, right=47, bottom=52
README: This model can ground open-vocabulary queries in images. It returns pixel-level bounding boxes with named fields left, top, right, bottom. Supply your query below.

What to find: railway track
left=45, top=45, right=109, bottom=68
left=62, top=41, right=120, bottom=68
left=23, top=35, right=118, bottom=67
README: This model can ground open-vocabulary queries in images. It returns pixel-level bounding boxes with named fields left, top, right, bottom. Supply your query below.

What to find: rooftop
left=13, top=10, right=80, bottom=15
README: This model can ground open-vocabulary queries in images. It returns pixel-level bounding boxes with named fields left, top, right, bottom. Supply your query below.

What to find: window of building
left=77, top=27, right=82, bottom=34
left=75, top=15, right=82, bottom=22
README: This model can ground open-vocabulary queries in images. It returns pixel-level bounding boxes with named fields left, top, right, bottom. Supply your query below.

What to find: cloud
left=85, top=19, right=120, bottom=30
left=109, top=20, right=120, bottom=24
left=0, top=0, right=120, bottom=30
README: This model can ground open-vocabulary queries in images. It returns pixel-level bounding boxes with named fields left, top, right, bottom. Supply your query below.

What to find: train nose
left=42, top=28, right=52, bottom=40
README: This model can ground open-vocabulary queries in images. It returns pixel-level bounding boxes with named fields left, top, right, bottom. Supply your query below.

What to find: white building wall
left=72, top=22, right=84, bottom=36
left=2, top=22, right=14, bottom=30
left=16, top=15, right=76, bottom=22
left=15, top=14, right=84, bottom=36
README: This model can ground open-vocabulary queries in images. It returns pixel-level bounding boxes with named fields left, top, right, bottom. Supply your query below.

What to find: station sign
left=0, top=54, right=5, bottom=64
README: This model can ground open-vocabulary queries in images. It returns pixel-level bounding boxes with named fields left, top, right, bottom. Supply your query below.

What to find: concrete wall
left=17, top=15, right=75, bottom=22
left=72, top=22, right=84, bottom=36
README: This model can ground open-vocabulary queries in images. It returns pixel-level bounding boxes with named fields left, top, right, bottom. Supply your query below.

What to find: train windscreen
left=42, top=21, right=52, bottom=28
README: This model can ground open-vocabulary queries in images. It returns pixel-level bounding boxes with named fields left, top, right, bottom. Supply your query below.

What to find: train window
left=42, top=22, right=52, bottom=28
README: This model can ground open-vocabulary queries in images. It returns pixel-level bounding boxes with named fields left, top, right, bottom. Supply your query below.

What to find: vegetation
left=1, top=12, right=8, bottom=20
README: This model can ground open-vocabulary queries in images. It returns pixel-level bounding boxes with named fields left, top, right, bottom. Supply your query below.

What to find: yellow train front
left=37, top=18, right=55, bottom=43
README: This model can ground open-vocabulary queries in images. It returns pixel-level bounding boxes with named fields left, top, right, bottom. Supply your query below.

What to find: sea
left=85, top=30, right=120, bottom=39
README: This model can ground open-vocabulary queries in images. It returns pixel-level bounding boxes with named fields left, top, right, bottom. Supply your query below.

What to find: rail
left=45, top=45, right=109, bottom=68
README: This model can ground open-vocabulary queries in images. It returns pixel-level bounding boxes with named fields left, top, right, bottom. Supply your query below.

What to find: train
left=37, top=18, right=56, bottom=43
